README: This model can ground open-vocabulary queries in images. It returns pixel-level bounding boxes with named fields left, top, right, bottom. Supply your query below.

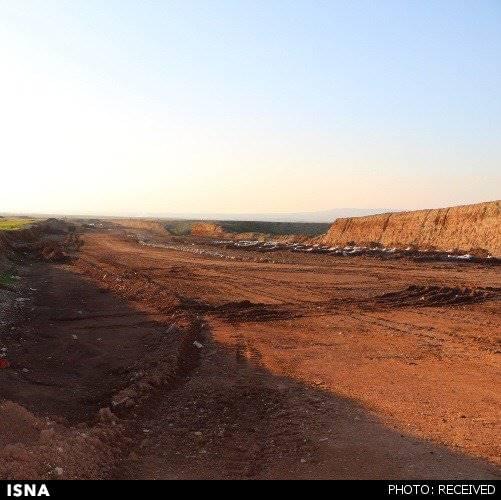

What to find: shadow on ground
left=0, top=263, right=499, bottom=479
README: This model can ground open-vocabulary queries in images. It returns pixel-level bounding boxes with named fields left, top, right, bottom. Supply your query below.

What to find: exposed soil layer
left=320, top=200, right=501, bottom=257
left=122, top=200, right=501, bottom=258
left=0, top=222, right=499, bottom=479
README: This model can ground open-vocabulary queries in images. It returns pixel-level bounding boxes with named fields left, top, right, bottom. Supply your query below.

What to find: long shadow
left=0, top=262, right=499, bottom=479
left=0, top=263, right=181, bottom=423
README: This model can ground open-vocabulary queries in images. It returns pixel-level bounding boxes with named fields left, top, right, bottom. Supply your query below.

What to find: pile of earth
left=112, top=219, right=170, bottom=238
left=187, top=222, right=311, bottom=245
left=0, top=219, right=79, bottom=270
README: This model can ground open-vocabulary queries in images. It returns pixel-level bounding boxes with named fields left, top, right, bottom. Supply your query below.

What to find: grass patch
left=217, top=220, right=330, bottom=236
left=163, top=220, right=197, bottom=236
left=0, top=272, right=16, bottom=287
left=0, top=218, right=33, bottom=231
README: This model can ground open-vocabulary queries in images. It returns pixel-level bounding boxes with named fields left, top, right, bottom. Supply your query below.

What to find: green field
left=0, top=218, right=33, bottom=231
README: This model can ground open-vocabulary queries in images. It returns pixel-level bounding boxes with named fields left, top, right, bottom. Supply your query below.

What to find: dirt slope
left=320, top=201, right=501, bottom=256
left=0, top=219, right=76, bottom=271
left=190, top=222, right=226, bottom=237
left=163, top=201, right=501, bottom=257
left=112, top=219, right=168, bottom=237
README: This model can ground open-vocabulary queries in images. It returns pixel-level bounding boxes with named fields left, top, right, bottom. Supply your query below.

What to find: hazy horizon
left=1, top=1, right=500, bottom=216
left=3, top=200, right=501, bottom=223
left=1, top=206, right=396, bottom=222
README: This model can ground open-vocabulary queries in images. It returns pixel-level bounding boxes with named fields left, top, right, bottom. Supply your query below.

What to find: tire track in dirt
left=375, top=285, right=500, bottom=308
left=3, top=229, right=499, bottom=479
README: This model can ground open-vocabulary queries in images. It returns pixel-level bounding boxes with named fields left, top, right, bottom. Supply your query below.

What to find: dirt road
left=1, top=226, right=499, bottom=479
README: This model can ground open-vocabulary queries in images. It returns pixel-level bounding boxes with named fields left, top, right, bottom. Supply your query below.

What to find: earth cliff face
left=111, top=202, right=501, bottom=257
left=320, top=201, right=501, bottom=257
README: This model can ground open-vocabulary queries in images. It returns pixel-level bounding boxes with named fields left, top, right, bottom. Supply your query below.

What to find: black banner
left=0, top=480, right=498, bottom=498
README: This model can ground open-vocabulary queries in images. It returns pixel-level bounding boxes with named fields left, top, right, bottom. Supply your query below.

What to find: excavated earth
left=319, top=200, right=501, bottom=257
left=0, top=221, right=499, bottom=479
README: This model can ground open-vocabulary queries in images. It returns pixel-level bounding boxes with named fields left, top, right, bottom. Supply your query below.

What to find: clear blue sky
left=1, top=0, right=500, bottom=215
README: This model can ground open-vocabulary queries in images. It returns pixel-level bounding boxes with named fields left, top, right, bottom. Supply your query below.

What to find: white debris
left=447, top=253, right=473, bottom=260
left=193, top=341, right=203, bottom=349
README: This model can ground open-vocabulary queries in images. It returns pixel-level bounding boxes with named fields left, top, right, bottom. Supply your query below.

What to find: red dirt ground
left=0, top=224, right=499, bottom=479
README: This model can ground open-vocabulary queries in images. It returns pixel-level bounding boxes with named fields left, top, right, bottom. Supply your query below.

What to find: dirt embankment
left=190, top=222, right=226, bottom=238
left=109, top=201, right=501, bottom=258
left=183, top=201, right=501, bottom=257
left=320, top=201, right=501, bottom=257
left=112, top=219, right=169, bottom=238
left=0, top=219, right=79, bottom=271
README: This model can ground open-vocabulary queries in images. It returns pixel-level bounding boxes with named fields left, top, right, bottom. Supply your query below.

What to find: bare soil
left=0, top=223, right=499, bottom=479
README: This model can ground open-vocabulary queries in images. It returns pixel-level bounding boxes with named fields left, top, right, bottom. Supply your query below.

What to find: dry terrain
left=0, top=220, right=499, bottom=479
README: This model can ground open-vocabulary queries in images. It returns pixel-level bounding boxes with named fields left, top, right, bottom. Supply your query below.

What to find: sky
left=1, top=0, right=500, bottom=216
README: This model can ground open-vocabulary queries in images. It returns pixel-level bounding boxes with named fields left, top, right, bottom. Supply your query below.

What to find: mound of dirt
left=113, top=219, right=169, bottom=237
left=38, top=242, right=69, bottom=262
left=0, top=401, right=43, bottom=448
left=177, top=297, right=296, bottom=323
left=320, top=200, right=501, bottom=257
left=375, top=285, right=500, bottom=308
left=38, top=218, right=75, bottom=235
left=112, top=219, right=168, bottom=236
left=0, top=219, right=78, bottom=270
left=190, top=222, right=226, bottom=237
left=0, top=400, right=128, bottom=480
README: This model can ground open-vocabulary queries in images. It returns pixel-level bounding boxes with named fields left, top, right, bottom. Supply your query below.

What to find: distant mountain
left=155, top=208, right=394, bottom=223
